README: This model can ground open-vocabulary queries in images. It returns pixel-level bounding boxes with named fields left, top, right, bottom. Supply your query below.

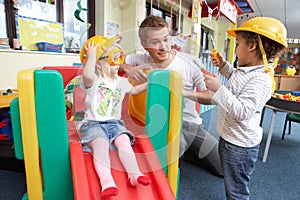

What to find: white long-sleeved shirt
left=212, top=62, right=272, bottom=147
left=125, top=51, right=207, bottom=125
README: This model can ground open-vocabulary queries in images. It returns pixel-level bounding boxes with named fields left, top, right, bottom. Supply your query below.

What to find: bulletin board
left=276, top=48, right=300, bottom=74
left=15, top=15, right=64, bottom=51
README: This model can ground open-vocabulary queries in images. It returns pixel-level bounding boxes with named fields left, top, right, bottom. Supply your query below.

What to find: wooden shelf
left=0, top=90, right=18, bottom=108
left=274, top=74, right=300, bottom=91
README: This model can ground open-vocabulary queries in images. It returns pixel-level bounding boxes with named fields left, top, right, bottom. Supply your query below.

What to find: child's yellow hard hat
left=227, top=17, right=287, bottom=48
left=228, top=17, right=288, bottom=94
left=80, top=35, right=123, bottom=64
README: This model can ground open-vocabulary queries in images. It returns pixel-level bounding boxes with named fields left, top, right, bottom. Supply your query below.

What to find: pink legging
left=89, top=134, right=143, bottom=190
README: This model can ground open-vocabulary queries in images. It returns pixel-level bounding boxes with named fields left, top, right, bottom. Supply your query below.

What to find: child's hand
left=210, top=52, right=226, bottom=68
left=84, top=41, right=98, bottom=61
left=203, top=74, right=222, bottom=92
left=201, top=68, right=215, bottom=76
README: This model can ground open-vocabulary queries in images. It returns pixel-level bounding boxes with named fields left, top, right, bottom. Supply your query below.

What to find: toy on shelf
left=0, top=110, right=13, bottom=141
left=286, top=65, right=297, bottom=76
left=36, top=42, right=64, bottom=53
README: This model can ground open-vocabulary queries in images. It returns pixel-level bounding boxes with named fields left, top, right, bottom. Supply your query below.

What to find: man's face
left=142, top=27, right=171, bottom=63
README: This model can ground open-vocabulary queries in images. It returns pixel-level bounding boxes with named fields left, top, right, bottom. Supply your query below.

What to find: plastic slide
left=11, top=67, right=180, bottom=200
left=68, top=73, right=178, bottom=200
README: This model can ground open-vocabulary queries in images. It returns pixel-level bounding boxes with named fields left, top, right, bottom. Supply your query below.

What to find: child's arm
left=128, top=82, right=148, bottom=95
left=82, top=41, right=98, bottom=88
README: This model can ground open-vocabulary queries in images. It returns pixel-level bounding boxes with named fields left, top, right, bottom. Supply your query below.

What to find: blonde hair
left=95, top=60, right=110, bottom=78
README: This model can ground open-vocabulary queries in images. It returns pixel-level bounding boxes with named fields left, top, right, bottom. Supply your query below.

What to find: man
left=120, top=15, right=222, bottom=176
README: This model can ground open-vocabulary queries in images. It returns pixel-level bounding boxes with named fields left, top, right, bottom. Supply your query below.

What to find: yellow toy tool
left=208, top=33, right=220, bottom=65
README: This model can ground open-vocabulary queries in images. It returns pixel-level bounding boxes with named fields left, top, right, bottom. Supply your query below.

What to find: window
left=146, top=2, right=176, bottom=32
left=199, top=26, right=214, bottom=58
left=152, top=8, right=162, bottom=17
left=18, top=0, right=56, bottom=22
left=201, top=31, right=207, bottom=51
left=64, top=0, right=88, bottom=50
left=200, top=26, right=213, bottom=52
left=165, top=14, right=175, bottom=31
left=2, top=0, right=95, bottom=52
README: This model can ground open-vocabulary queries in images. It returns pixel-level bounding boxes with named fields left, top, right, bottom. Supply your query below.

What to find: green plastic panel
left=145, top=70, right=170, bottom=174
left=34, top=70, right=74, bottom=200
left=10, top=98, right=23, bottom=160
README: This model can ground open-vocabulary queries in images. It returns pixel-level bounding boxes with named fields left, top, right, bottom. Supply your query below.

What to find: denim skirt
left=79, top=119, right=134, bottom=152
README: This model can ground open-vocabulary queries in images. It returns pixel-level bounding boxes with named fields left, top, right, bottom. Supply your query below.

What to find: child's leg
left=89, top=137, right=118, bottom=197
left=114, top=134, right=150, bottom=186
left=219, top=138, right=259, bottom=200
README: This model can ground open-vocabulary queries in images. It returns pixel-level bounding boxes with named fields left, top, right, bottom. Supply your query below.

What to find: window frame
left=3, top=0, right=95, bottom=51
left=146, top=2, right=177, bottom=32
left=200, top=26, right=214, bottom=52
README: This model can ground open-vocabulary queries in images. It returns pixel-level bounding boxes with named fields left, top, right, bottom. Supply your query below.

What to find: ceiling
left=247, top=0, right=300, bottom=39
left=182, top=0, right=300, bottom=39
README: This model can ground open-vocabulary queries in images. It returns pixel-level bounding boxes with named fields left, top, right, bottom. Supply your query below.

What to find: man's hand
left=182, top=89, right=214, bottom=104
left=182, top=89, right=197, bottom=102
left=127, top=64, right=152, bottom=84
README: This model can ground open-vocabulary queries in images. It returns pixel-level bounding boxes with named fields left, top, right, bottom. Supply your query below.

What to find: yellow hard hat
left=80, top=35, right=123, bottom=64
left=227, top=17, right=287, bottom=48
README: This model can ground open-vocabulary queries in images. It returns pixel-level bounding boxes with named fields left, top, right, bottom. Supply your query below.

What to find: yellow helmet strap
left=257, top=35, right=268, bottom=68
left=258, top=35, right=275, bottom=93
left=273, top=57, right=279, bottom=69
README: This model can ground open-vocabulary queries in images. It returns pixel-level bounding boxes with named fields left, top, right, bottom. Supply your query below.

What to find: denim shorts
left=79, top=119, right=134, bottom=152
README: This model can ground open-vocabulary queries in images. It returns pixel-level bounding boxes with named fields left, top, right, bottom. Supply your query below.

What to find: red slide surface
left=68, top=95, right=175, bottom=200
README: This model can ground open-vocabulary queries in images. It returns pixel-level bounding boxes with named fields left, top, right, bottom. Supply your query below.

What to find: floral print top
left=80, top=75, right=132, bottom=123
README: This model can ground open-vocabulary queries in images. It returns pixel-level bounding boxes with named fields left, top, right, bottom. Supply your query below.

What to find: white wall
left=95, top=0, right=145, bottom=55
left=0, top=50, right=80, bottom=89
left=120, top=0, right=146, bottom=54
left=94, top=0, right=193, bottom=55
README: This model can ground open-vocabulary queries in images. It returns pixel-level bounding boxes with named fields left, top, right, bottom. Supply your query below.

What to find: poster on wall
left=15, top=15, right=64, bottom=51
left=106, top=21, right=120, bottom=37
left=171, top=35, right=191, bottom=53
left=17, top=0, right=56, bottom=22
left=218, top=0, right=237, bottom=24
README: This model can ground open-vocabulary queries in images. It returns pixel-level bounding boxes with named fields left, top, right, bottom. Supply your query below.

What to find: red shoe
left=127, top=176, right=151, bottom=186
left=137, top=176, right=151, bottom=186
left=101, top=187, right=118, bottom=198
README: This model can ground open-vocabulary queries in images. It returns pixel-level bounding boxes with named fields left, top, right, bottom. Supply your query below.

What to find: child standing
left=79, top=35, right=150, bottom=198
left=204, top=17, right=287, bottom=200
